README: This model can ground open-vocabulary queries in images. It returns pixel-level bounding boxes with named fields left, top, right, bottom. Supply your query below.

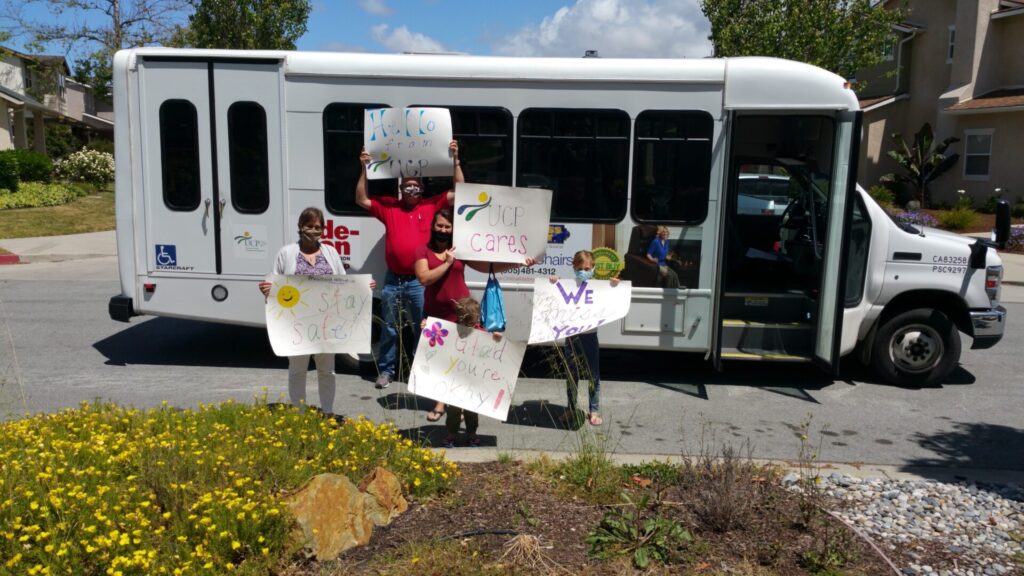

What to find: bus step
left=720, top=319, right=813, bottom=355
left=720, top=292, right=815, bottom=324
left=720, top=349, right=812, bottom=362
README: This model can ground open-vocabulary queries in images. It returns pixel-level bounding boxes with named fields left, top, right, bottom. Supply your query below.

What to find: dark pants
left=565, top=331, right=601, bottom=414
left=446, top=407, right=479, bottom=436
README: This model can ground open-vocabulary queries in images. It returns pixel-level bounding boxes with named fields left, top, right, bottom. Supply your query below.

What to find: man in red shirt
left=356, top=141, right=463, bottom=389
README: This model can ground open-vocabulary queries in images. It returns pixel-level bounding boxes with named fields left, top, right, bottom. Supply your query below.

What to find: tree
left=1, top=0, right=191, bottom=101
left=699, top=0, right=904, bottom=83
left=174, top=0, right=311, bottom=50
left=880, top=123, right=960, bottom=208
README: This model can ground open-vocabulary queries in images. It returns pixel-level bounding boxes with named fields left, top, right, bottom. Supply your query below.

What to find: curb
left=436, top=448, right=1024, bottom=486
left=0, top=253, right=21, bottom=265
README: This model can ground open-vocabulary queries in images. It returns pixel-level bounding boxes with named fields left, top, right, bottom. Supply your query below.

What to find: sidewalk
left=0, top=230, right=118, bottom=281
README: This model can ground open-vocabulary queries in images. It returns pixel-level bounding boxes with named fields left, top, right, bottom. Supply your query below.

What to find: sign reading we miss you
left=264, top=274, right=373, bottom=357
left=528, top=278, right=632, bottom=344
left=453, top=183, right=553, bottom=264
left=364, top=107, right=453, bottom=180
left=409, top=317, right=527, bottom=421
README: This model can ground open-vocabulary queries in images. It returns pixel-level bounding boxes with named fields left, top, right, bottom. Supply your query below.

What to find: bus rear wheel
left=872, top=308, right=960, bottom=387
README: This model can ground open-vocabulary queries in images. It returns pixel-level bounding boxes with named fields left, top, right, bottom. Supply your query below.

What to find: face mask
left=431, top=229, right=452, bottom=244
left=575, top=269, right=594, bottom=282
left=300, top=227, right=322, bottom=244
left=402, top=185, right=422, bottom=198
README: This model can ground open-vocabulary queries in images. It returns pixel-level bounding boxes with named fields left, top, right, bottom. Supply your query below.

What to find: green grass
left=0, top=185, right=114, bottom=239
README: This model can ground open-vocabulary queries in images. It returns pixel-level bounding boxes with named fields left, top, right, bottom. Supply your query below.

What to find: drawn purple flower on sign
left=422, top=321, right=449, bottom=347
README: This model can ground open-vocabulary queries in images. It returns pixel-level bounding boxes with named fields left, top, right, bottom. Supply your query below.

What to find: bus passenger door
left=212, top=62, right=284, bottom=276
left=138, top=60, right=217, bottom=274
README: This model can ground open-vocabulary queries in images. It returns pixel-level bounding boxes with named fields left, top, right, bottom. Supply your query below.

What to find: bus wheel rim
left=889, top=323, right=943, bottom=374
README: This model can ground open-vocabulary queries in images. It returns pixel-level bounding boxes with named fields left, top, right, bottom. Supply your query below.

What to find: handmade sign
left=408, top=317, right=527, bottom=421
left=528, top=278, right=632, bottom=344
left=363, top=107, right=453, bottom=179
left=453, top=183, right=553, bottom=264
left=264, top=274, right=373, bottom=356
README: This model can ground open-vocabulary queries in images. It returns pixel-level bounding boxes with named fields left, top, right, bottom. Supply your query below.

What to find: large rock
left=285, top=473, right=374, bottom=560
left=359, top=466, right=408, bottom=526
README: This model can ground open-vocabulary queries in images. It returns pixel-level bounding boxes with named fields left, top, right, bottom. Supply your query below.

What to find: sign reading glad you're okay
left=453, top=183, right=553, bottom=264
left=363, top=107, right=454, bottom=180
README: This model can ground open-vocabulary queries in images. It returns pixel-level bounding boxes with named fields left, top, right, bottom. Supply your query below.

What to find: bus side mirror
left=994, top=199, right=1011, bottom=249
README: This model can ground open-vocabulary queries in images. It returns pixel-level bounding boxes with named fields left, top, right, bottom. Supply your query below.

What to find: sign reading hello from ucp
left=453, top=183, right=553, bottom=264
left=363, top=107, right=453, bottom=180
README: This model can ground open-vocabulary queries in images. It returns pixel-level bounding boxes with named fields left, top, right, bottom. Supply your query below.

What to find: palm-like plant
left=881, top=123, right=960, bottom=208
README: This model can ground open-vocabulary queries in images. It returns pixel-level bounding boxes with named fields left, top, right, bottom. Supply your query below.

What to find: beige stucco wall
left=0, top=55, right=26, bottom=94
left=990, top=15, right=1024, bottom=89
left=858, top=100, right=910, bottom=189
left=905, top=0, right=958, bottom=138
left=0, top=102, right=13, bottom=150
left=926, top=112, right=1024, bottom=205
left=65, top=81, right=87, bottom=120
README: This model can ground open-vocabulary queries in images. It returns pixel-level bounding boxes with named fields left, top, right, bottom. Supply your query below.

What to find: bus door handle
left=218, top=198, right=226, bottom=218
left=202, top=198, right=211, bottom=231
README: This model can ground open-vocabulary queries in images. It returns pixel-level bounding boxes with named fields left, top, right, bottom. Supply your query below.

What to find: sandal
left=426, top=409, right=445, bottom=422
left=588, top=412, right=603, bottom=426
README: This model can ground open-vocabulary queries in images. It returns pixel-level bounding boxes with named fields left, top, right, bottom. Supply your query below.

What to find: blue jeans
left=565, top=331, right=601, bottom=413
left=378, top=271, right=424, bottom=378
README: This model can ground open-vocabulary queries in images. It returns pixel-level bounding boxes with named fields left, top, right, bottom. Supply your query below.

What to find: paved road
left=1, top=264, right=1021, bottom=478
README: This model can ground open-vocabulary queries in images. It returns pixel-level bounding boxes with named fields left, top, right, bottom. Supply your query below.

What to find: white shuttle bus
left=108, top=48, right=1010, bottom=386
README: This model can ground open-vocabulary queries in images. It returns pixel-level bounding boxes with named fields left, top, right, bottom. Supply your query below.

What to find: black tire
left=871, top=308, right=961, bottom=386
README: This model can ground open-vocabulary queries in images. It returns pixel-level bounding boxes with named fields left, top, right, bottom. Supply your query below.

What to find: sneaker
left=443, top=435, right=456, bottom=449
left=467, top=435, right=481, bottom=447
left=374, top=373, right=392, bottom=389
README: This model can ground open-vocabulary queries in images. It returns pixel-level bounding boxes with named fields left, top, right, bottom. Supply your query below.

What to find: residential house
left=857, top=0, right=1024, bottom=206
left=0, top=48, right=113, bottom=154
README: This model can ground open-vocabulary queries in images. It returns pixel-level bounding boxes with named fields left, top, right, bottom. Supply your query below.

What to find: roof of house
left=1, top=47, right=73, bottom=75
left=946, top=87, right=1024, bottom=112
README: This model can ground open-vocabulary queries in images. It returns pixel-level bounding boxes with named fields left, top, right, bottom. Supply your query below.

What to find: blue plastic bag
left=480, top=265, right=506, bottom=332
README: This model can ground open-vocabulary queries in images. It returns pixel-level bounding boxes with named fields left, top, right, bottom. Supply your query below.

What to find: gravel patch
left=792, top=473, right=1024, bottom=576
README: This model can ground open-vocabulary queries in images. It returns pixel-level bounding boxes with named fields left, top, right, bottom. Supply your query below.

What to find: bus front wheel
left=871, top=308, right=961, bottom=387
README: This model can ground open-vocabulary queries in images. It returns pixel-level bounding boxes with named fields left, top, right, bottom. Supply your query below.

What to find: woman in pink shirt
left=413, top=207, right=536, bottom=422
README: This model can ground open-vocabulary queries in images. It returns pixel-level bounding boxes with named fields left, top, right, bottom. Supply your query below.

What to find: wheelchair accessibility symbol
left=155, top=244, right=177, bottom=267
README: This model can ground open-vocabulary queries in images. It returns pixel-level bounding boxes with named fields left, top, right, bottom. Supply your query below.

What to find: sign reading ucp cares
left=453, top=183, right=553, bottom=264
left=363, top=107, right=453, bottom=180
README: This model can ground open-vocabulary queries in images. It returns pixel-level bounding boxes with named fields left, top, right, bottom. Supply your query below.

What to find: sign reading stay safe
left=528, top=278, right=632, bottom=344
left=264, top=274, right=373, bottom=357
left=408, top=317, right=527, bottom=421
left=363, top=107, right=453, bottom=180
left=453, top=183, right=552, bottom=264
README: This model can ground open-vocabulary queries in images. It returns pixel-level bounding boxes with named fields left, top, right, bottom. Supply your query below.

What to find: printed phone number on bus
left=503, top=267, right=557, bottom=276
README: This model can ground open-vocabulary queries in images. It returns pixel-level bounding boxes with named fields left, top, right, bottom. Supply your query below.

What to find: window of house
left=159, top=99, right=201, bottom=211
left=517, top=108, right=630, bottom=222
left=322, top=103, right=392, bottom=215
left=947, top=26, right=956, bottom=63
left=631, top=110, right=713, bottom=224
left=963, top=129, right=993, bottom=180
left=227, top=102, right=269, bottom=213
left=416, top=106, right=513, bottom=197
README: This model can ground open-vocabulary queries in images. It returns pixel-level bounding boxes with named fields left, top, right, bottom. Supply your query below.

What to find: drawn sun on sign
left=269, top=279, right=310, bottom=319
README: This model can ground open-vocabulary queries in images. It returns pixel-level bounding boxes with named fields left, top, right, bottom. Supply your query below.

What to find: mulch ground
left=316, top=461, right=901, bottom=575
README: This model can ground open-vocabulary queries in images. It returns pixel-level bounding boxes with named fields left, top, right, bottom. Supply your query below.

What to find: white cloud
left=496, top=0, right=712, bottom=58
left=371, top=24, right=447, bottom=53
left=358, top=0, right=394, bottom=16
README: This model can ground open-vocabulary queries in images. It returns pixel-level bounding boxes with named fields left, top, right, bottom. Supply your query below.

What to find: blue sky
left=4, top=0, right=713, bottom=70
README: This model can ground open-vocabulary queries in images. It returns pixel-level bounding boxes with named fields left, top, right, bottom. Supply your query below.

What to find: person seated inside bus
left=646, top=226, right=680, bottom=288
left=257, top=207, right=373, bottom=417
left=355, top=141, right=463, bottom=391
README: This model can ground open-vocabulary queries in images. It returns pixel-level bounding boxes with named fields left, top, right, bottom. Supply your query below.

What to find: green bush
left=0, top=152, right=18, bottom=193
left=87, top=138, right=115, bottom=155
left=9, top=149, right=53, bottom=182
left=867, top=185, right=895, bottom=208
left=0, top=182, right=86, bottom=209
left=1013, top=202, right=1024, bottom=219
left=937, top=207, right=978, bottom=231
left=55, top=148, right=115, bottom=185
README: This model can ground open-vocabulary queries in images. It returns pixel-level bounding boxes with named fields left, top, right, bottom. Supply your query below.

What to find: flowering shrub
left=0, top=182, right=85, bottom=209
left=0, top=400, right=457, bottom=574
left=54, top=148, right=115, bottom=185
left=894, top=210, right=939, bottom=228
left=1005, top=227, right=1024, bottom=253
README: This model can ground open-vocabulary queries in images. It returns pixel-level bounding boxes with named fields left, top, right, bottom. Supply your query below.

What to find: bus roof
left=117, top=48, right=859, bottom=111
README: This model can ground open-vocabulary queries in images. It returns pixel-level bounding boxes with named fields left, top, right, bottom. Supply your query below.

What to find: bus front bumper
left=970, top=306, right=1006, bottom=350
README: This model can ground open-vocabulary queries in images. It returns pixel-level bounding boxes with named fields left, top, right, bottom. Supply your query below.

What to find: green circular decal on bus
left=591, top=247, right=623, bottom=280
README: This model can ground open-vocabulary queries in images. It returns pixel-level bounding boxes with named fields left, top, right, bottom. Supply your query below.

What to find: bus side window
left=631, top=110, right=713, bottom=224
left=323, top=103, right=392, bottom=215
left=159, top=99, right=201, bottom=211
left=516, top=108, right=629, bottom=223
left=228, top=101, right=269, bottom=214
left=416, top=106, right=514, bottom=198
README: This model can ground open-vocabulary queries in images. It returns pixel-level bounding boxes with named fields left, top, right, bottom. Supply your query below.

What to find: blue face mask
left=575, top=269, right=594, bottom=282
